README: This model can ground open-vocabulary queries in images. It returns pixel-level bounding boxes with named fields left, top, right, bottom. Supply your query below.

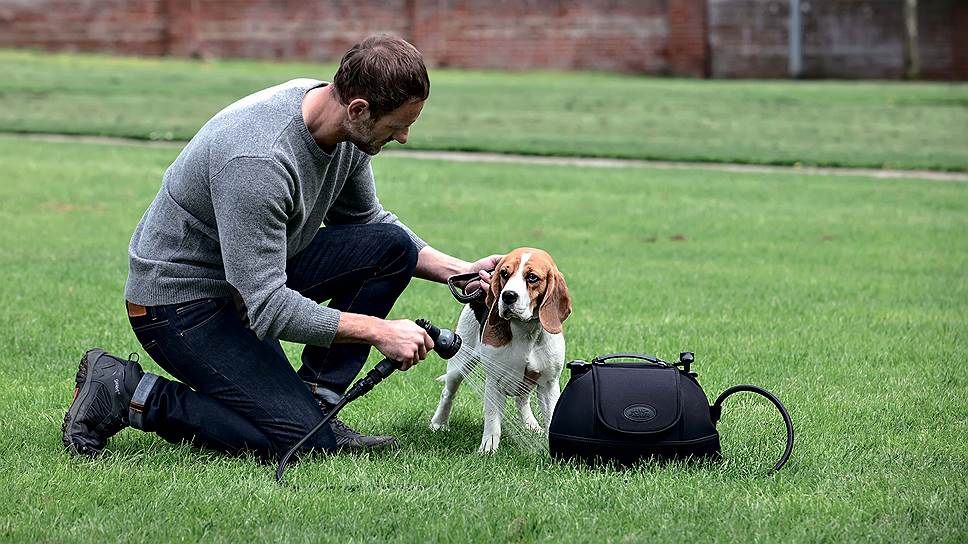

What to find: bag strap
left=710, top=385, right=794, bottom=473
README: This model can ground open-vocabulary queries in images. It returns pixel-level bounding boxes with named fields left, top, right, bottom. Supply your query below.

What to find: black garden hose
left=711, top=385, right=794, bottom=473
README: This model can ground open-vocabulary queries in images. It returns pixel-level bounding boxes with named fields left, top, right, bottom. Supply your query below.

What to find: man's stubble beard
left=343, top=117, right=385, bottom=156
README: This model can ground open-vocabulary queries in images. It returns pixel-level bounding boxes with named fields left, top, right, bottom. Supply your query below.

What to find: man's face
left=344, top=99, right=424, bottom=156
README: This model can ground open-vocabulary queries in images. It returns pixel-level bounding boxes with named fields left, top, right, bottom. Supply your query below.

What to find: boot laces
left=329, top=416, right=362, bottom=439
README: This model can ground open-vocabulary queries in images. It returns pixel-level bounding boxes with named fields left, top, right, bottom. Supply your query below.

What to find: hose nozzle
left=416, top=318, right=461, bottom=359
left=343, top=319, right=461, bottom=403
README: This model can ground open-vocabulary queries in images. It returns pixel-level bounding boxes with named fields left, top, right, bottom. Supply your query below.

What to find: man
left=63, top=35, right=498, bottom=459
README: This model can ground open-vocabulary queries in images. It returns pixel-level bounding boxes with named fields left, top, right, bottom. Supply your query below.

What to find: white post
left=904, top=0, right=920, bottom=79
left=789, top=0, right=803, bottom=78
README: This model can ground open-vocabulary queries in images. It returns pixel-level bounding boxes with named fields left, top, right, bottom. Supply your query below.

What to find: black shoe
left=62, top=348, right=144, bottom=456
left=328, top=415, right=400, bottom=452
left=304, top=381, right=399, bottom=452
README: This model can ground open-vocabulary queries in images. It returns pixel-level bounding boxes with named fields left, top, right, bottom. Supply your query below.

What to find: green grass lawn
left=2, top=49, right=967, bottom=171
left=1, top=134, right=965, bottom=541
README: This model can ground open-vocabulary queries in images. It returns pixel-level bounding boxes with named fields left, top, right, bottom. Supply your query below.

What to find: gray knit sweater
left=125, top=79, right=426, bottom=347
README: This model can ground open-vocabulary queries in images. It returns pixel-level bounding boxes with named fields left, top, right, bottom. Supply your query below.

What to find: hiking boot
left=62, top=348, right=144, bottom=456
left=304, top=381, right=399, bottom=452
left=328, top=414, right=400, bottom=452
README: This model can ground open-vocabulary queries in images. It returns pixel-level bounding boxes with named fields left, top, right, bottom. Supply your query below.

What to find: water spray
left=275, top=318, right=461, bottom=483
left=441, top=270, right=556, bottom=453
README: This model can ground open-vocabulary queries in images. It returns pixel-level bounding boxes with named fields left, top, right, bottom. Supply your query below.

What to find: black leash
left=710, top=385, right=794, bottom=473
left=447, top=269, right=497, bottom=334
left=447, top=270, right=488, bottom=304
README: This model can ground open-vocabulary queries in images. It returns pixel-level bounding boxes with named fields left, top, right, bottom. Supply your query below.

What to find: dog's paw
left=429, top=420, right=449, bottom=432
left=524, top=420, right=544, bottom=434
left=478, top=433, right=501, bottom=454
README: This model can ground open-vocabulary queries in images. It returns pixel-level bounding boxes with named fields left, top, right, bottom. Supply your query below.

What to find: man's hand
left=461, top=254, right=504, bottom=297
left=372, top=319, right=435, bottom=370
left=334, top=314, right=433, bottom=370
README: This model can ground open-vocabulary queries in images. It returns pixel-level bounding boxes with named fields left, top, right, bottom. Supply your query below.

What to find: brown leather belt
left=126, top=301, right=147, bottom=318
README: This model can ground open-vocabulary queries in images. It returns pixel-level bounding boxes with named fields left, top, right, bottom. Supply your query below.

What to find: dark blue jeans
left=127, top=223, right=418, bottom=459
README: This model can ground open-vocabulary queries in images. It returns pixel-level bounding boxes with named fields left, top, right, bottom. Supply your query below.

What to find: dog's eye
left=500, top=269, right=510, bottom=280
left=526, top=273, right=539, bottom=283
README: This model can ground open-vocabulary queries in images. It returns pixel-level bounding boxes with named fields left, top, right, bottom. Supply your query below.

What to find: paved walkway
left=382, top=150, right=968, bottom=183
left=12, top=132, right=968, bottom=183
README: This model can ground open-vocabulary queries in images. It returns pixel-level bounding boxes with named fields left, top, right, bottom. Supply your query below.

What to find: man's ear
left=347, top=98, right=370, bottom=121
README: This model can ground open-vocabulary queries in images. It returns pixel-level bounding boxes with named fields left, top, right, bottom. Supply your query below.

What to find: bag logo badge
left=624, top=404, right=657, bottom=422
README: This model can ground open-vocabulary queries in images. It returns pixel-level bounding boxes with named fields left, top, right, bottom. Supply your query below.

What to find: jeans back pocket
left=174, top=298, right=229, bottom=335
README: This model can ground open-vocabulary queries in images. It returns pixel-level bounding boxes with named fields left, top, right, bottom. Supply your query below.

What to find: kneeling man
left=63, top=35, right=497, bottom=459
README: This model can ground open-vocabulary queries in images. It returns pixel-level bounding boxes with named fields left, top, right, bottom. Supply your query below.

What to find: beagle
left=430, top=248, right=572, bottom=453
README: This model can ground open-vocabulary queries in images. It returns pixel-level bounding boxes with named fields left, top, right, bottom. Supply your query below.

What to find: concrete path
left=382, top=149, right=968, bottom=183
left=11, top=132, right=968, bottom=183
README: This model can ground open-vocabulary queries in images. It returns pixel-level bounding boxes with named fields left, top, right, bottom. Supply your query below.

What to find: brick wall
left=411, top=0, right=669, bottom=74
left=0, top=0, right=169, bottom=55
left=0, top=0, right=964, bottom=79
left=707, top=0, right=788, bottom=78
left=707, top=0, right=966, bottom=79
left=163, top=0, right=411, bottom=60
left=708, top=0, right=910, bottom=78
left=668, top=0, right=709, bottom=76
left=801, top=0, right=905, bottom=79
left=918, top=0, right=968, bottom=80
left=169, top=0, right=673, bottom=75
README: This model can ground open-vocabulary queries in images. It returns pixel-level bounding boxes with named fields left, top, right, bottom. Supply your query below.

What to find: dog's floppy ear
left=482, top=266, right=511, bottom=347
left=539, top=267, right=571, bottom=335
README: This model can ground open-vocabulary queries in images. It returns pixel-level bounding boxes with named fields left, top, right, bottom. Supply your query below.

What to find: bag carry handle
left=711, top=385, right=794, bottom=473
left=590, top=353, right=669, bottom=366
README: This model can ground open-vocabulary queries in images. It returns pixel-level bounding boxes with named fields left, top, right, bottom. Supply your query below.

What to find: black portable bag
left=548, top=352, right=794, bottom=472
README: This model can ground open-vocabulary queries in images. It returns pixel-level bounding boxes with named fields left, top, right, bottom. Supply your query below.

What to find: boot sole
left=336, top=437, right=401, bottom=454
left=62, top=351, right=97, bottom=456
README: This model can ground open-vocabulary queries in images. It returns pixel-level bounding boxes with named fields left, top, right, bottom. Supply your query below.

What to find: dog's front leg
left=479, top=375, right=503, bottom=453
left=515, top=394, right=542, bottom=433
left=431, top=357, right=476, bottom=431
left=536, top=380, right=561, bottom=435
left=430, top=370, right=460, bottom=431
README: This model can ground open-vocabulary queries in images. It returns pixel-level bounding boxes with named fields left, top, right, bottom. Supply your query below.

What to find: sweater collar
left=296, top=81, right=335, bottom=163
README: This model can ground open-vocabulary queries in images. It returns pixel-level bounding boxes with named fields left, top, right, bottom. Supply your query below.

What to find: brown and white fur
left=430, top=248, right=572, bottom=453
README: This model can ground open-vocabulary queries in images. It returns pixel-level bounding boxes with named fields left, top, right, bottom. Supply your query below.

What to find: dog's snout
left=501, top=291, right=519, bottom=305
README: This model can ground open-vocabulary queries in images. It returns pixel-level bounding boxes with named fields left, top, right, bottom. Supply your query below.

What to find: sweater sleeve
left=324, top=157, right=427, bottom=250
left=210, top=156, right=341, bottom=347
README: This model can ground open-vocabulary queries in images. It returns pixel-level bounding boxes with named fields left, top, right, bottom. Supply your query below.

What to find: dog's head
left=482, top=247, right=572, bottom=346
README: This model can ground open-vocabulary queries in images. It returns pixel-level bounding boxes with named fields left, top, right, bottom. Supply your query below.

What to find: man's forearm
left=332, top=312, right=382, bottom=344
left=414, top=246, right=470, bottom=283
left=333, top=247, right=473, bottom=344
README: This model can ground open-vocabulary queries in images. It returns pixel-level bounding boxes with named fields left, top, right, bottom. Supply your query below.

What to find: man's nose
left=394, top=128, right=409, bottom=145
left=502, top=291, right=519, bottom=305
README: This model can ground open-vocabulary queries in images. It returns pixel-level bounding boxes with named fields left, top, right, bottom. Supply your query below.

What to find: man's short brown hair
left=332, top=35, right=430, bottom=119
